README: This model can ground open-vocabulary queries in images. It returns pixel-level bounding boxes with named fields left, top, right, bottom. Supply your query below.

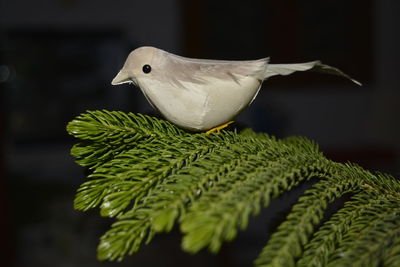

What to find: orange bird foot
left=206, top=121, right=234, bottom=134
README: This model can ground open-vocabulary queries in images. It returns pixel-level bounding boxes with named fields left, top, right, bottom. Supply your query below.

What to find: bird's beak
left=111, top=70, right=132, bottom=85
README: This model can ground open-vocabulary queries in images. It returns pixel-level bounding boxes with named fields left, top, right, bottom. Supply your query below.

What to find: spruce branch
left=67, top=110, right=400, bottom=266
left=327, top=196, right=400, bottom=267
left=182, top=155, right=328, bottom=254
left=254, top=166, right=356, bottom=267
left=298, top=192, right=391, bottom=267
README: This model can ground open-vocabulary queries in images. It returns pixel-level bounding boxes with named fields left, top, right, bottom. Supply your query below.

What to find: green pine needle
left=67, top=110, right=400, bottom=266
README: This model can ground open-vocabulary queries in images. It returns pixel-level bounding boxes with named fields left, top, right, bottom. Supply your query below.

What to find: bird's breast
left=138, top=76, right=261, bottom=131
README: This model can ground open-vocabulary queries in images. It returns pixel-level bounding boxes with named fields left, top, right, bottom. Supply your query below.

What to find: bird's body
left=112, top=46, right=360, bottom=131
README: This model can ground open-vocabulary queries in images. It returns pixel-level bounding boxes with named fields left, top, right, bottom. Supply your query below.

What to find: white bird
left=112, top=46, right=360, bottom=132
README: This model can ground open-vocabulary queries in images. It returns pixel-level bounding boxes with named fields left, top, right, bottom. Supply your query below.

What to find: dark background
left=1, top=0, right=399, bottom=266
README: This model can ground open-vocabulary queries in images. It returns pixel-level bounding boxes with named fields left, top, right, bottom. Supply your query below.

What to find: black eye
left=142, top=64, right=151, bottom=74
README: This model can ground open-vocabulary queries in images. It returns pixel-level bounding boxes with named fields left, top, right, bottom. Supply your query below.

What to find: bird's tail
left=264, top=61, right=361, bottom=86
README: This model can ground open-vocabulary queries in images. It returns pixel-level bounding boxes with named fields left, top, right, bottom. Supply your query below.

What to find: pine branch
left=67, top=110, right=400, bottom=266
left=297, top=192, right=389, bottom=267
left=383, top=236, right=400, bottom=267
left=253, top=165, right=357, bottom=267
left=182, top=154, right=328, bottom=254
left=327, top=195, right=400, bottom=267
left=67, top=110, right=186, bottom=170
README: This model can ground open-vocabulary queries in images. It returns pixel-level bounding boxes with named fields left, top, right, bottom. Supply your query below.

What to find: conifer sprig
left=67, top=110, right=400, bottom=266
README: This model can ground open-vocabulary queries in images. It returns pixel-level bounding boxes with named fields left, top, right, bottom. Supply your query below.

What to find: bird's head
left=111, top=46, right=161, bottom=86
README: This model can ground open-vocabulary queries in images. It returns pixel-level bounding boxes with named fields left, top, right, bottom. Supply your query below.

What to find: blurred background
left=0, top=0, right=399, bottom=266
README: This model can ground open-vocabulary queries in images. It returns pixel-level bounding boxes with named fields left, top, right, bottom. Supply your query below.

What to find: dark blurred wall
left=0, top=0, right=182, bottom=52
left=370, top=0, right=400, bottom=151
left=0, top=47, right=14, bottom=267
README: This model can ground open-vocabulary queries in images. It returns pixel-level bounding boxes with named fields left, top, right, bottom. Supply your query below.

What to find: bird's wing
left=265, top=61, right=361, bottom=86
left=155, top=52, right=269, bottom=88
